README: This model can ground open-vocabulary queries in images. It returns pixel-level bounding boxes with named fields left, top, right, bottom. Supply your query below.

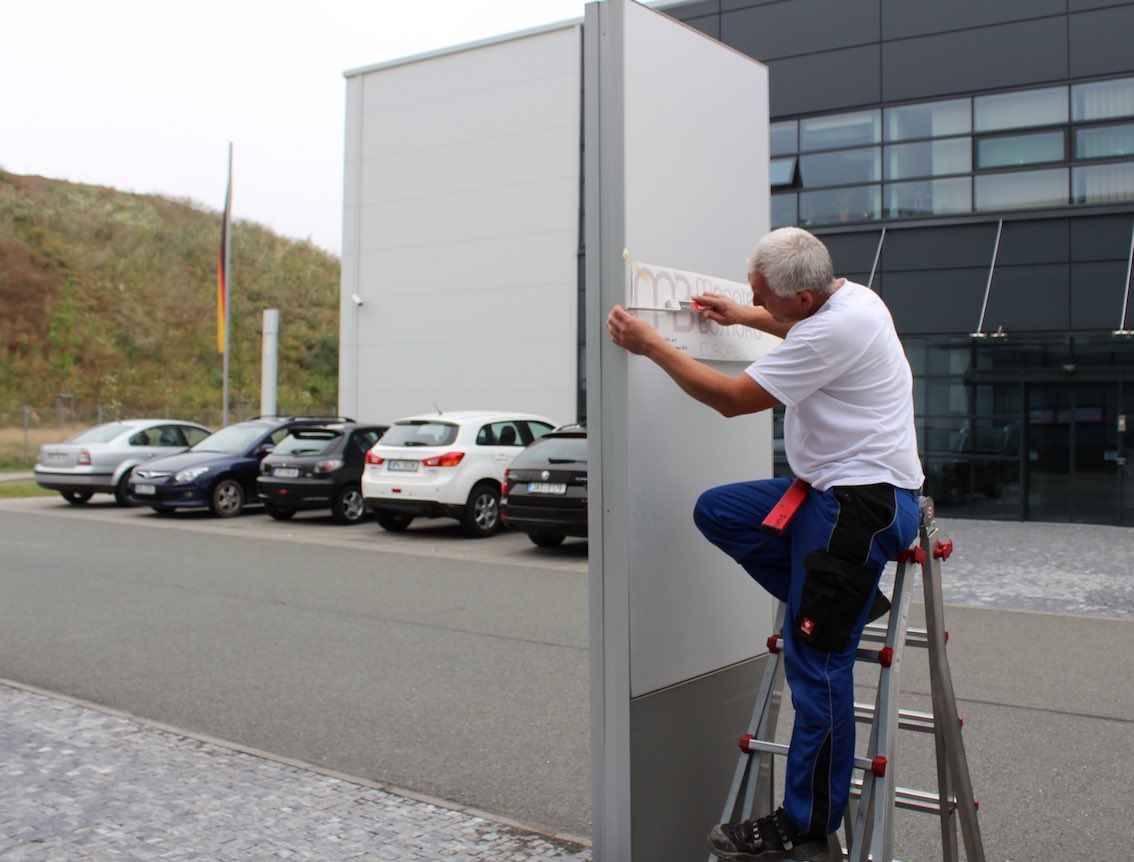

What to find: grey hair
left=746, top=227, right=835, bottom=298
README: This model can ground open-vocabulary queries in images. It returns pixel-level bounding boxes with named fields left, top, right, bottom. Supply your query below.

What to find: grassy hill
left=0, top=170, right=340, bottom=421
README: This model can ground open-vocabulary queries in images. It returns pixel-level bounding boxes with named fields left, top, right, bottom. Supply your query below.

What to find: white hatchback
left=361, top=410, right=557, bottom=537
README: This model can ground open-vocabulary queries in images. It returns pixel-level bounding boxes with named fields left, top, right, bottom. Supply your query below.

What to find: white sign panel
left=626, top=256, right=779, bottom=361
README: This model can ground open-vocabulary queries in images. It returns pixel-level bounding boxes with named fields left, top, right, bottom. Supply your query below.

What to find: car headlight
left=174, top=466, right=210, bottom=483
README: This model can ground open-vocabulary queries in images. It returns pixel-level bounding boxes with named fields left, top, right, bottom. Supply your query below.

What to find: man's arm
left=692, top=292, right=794, bottom=339
left=606, top=305, right=780, bottom=417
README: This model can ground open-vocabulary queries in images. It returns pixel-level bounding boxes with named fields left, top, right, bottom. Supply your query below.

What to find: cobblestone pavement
left=0, top=684, right=591, bottom=862
left=898, top=515, right=1134, bottom=620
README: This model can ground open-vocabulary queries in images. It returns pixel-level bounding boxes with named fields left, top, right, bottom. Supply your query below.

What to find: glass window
left=974, top=86, right=1067, bottom=132
left=1075, top=123, right=1134, bottom=159
left=885, top=178, right=971, bottom=218
left=183, top=426, right=209, bottom=446
left=274, top=429, right=340, bottom=456
left=770, top=157, right=798, bottom=188
left=799, top=147, right=880, bottom=186
left=975, top=168, right=1068, bottom=210
left=770, top=121, right=798, bottom=156
left=771, top=193, right=797, bottom=228
left=799, top=185, right=880, bottom=225
left=1072, top=77, right=1134, bottom=122
left=1072, top=163, right=1134, bottom=203
left=386, top=421, right=458, bottom=447
left=884, top=98, right=971, bottom=142
left=69, top=423, right=129, bottom=444
left=800, top=110, right=880, bottom=152
left=976, top=131, right=1065, bottom=169
left=884, top=137, right=970, bottom=180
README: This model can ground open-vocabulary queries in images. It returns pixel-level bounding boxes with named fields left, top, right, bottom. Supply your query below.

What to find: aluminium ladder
left=710, top=496, right=985, bottom=862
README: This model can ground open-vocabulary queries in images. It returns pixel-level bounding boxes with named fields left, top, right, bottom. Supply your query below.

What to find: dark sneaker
left=707, top=807, right=833, bottom=861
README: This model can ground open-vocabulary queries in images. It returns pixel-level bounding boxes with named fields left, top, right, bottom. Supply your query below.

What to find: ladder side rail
left=710, top=605, right=788, bottom=862
left=848, top=554, right=913, bottom=862
left=920, top=516, right=986, bottom=862
left=743, top=603, right=789, bottom=816
left=746, top=603, right=789, bottom=820
left=869, top=555, right=916, bottom=862
left=741, top=658, right=785, bottom=822
left=920, top=517, right=960, bottom=862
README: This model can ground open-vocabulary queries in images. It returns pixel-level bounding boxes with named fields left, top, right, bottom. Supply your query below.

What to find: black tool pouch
left=794, top=550, right=879, bottom=651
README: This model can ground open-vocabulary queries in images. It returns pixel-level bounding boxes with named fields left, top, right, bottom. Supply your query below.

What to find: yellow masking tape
left=622, top=247, right=651, bottom=281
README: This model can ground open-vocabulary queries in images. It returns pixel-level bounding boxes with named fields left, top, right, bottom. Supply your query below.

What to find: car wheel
left=114, top=471, right=134, bottom=506
left=332, top=485, right=368, bottom=525
left=461, top=482, right=500, bottom=538
left=61, top=491, right=93, bottom=505
left=265, top=502, right=295, bottom=521
left=375, top=510, right=413, bottom=532
left=529, top=532, right=566, bottom=548
left=209, top=478, right=245, bottom=518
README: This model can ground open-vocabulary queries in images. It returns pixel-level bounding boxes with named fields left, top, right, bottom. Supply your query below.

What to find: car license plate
left=274, top=467, right=300, bottom=478
left=528, top=482, right=567, bottom=495
left=135, top=484, right=156, bottom=495
left=46, top=453, right=67, bottom=464
left=388, top=460, right=419, bottom=472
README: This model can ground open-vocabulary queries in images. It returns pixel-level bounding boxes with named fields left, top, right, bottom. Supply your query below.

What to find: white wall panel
left=341, top=24, right=582, bottom=426
left=618, top=0, right=773, bottom=698
left=356, top=177, right=578, bottom=251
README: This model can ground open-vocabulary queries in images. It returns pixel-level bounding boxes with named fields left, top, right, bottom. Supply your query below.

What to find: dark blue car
left=128, top=417, right=348, bottom=517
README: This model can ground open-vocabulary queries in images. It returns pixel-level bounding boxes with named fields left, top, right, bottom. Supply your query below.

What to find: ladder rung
left=850, top=778, right=959, bottom=815
left=741, top=737, right=880, bottom=775
left=861, top=623, right=930, bottom=647
left=853, top=702, right=936, bottom=732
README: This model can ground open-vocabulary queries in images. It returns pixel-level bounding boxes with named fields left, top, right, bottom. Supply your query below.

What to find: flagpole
left=222, top=143, right=233, bottom=425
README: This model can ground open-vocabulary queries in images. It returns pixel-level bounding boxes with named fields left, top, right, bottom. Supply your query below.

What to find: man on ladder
left=607, top=227, right=924, bottom=860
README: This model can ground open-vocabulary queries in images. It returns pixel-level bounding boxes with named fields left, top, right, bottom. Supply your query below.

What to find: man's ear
left=796, top=290, right=816, bottom=312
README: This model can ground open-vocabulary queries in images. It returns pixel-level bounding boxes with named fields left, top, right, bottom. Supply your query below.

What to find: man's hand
left=607, top=305, right=665, bottom=357
left=693, top=291, right=793, bottom=339
left=691, top=292, right=744, bottom=326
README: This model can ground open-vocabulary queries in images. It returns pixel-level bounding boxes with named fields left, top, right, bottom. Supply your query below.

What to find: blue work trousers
left=694, top=477, right=920, bottom=837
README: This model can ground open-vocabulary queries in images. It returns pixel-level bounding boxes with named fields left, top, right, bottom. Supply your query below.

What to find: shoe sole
left=706, top=826, right=835, bottom=862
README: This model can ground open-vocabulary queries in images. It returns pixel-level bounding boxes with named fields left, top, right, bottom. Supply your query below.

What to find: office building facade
left=662, top=0, right=1134, bottom=525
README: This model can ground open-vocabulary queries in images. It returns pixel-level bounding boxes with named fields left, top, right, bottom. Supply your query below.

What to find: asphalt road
left=0, top=496, right=592, bottom=840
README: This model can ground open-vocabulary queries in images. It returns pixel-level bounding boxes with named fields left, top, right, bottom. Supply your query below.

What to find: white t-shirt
left=746, top=281, right=924, bottom=492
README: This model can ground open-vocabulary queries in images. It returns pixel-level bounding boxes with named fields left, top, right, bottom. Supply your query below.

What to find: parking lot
left=0, top=494, right=592, bottom=843
left=7, top=491, right=589, bottom=574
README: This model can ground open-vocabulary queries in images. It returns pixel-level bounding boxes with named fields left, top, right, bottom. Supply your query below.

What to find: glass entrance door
left=1121, top=384, right=1134, bottom=527
left=1025, top=381, right=1124, bottom=523
left=1025, top=383, right=1072, bottom=521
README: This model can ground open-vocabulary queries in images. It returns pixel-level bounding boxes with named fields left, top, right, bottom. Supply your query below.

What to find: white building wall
left=340, top=25, right=582, bottom=427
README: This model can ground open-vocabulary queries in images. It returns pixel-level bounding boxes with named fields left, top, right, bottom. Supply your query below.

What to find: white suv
left=361, top=410, right=557, bottom=537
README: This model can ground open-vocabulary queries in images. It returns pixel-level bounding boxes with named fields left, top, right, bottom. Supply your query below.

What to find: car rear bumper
left=257, top=477, right=335, bottom=510
left=364, top=497, right=464, bottom=519
left=500, top=499, right=588, bottom=537
left=33, top=470, right=115, bottom=494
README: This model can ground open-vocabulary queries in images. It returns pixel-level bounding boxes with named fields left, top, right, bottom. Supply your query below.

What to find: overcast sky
left=1, top=0, right=595, bottom=255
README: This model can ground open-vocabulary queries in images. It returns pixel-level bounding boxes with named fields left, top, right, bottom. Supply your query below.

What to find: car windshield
left=68, top=423, right=130, bottom=444
left=190, top=424, right=267, bottom=454
left=273, top=429, right=340, bottom=456
left=513, top=435, right=587, bottom=466
left=382, top=421, right=458, bottom=447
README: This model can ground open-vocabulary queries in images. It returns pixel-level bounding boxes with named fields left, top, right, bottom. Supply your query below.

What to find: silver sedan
left=34, top=419, right=211, bottom=505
